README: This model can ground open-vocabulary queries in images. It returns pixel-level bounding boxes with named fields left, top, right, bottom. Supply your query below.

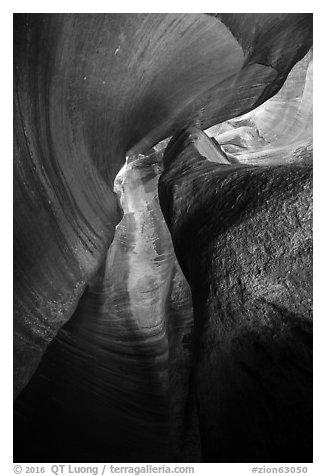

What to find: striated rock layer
left=14, top=148, right=194, bottom=462
left=159, top=128, right=312, bottom=462
left=206, top=49, right=313, bottom=165
left=14, top=13, right=312, bottom=462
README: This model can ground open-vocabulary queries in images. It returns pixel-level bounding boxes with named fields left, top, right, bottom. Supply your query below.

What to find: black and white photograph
left=9, top=5, right=321, bottom=473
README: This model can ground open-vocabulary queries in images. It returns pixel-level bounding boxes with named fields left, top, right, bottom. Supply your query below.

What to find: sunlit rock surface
left=206, top=49, right=313, bottom=165
left=14, top=14, right=312, bottom=397
left=14, top=13, right=313, bottom=463
left=14, top=147, right=194, bottom=462
left=158, top=128, right=312, bottom=462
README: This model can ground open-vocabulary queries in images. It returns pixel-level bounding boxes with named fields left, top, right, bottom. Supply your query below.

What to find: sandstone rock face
left=206, top=49, right=313, bottom=166
left=14, top=14, right=312, bottom=397
left=14, top=13, right=313, bottom=463
left=158, top=128, right=312, bottom=462
left=14, top=149, right=194, bottom=462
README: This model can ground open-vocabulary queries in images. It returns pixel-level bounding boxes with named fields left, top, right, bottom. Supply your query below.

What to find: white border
left=2, top=4, right=324, bottom=474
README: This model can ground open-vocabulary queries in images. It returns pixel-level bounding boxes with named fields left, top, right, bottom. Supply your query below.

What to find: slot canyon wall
left=14, top=13, right=313, bottom=462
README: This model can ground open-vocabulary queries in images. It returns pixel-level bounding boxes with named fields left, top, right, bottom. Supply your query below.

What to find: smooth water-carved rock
left=14, top=14, right=312, bottom=397
left=14, top=150, right=195, bottom=462
left=159, top=128, right=312, bottom=462
left=14, top=13, right=313, bottom=463
left=206, top=49, right=313, bottom=165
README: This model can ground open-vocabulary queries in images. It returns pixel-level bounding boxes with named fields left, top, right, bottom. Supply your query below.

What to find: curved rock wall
left=14, top=13, right=313, bottom=462
left=14, top=148, right=195, bottom=462
left=206, top=50, right=313, bottom=165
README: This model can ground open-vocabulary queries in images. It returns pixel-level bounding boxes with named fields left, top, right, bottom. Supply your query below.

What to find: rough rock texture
left=158, top=128, right=312, bottom=462
left=14, top=13, right=312, bottom=398
left=14, top=13, right=313, bottom=463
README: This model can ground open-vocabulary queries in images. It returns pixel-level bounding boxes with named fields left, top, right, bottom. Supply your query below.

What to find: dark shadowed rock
left=14, top=14, right=312, bottom=397
left=159, top=128, right=312, bottom=462
left=14, top=150, right=194, bottom=462
left=14, top=13, right=313, bottom=463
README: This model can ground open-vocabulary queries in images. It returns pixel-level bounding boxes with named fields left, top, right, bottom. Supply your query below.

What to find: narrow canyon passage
left=14, top=148, right=195, bottom=462
left=14, top=13, right=313, bottom=463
